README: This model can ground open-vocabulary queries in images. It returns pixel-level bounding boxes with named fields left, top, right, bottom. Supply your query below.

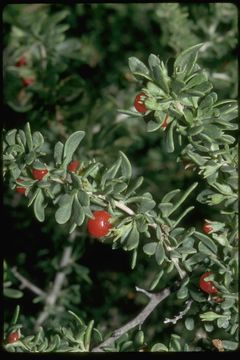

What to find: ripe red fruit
left=134, top=92, right=148, bottom=113
left=7, top=331, right=19, bottom=343
left=15, top=178, right=27, bottom=195
left=203, top=222, right=213, bottom=234
left=199, top=272, right=218, bottom=295
left=32, top=168, right=48, bottom=181
left=16, top=56, right=27, bottom=67
left=161, top=113, right=169, bottom=129
left=87, top=210, right=112, bottom=238
left=22, top=77, right=34, bottom=87
left=67, top=160, right=80, bottom=173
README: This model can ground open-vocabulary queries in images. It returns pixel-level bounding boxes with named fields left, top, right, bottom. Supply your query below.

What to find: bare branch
left=91, top=286, right=171, bottom=352
left=35, top=230, right=79, bottom=329
left=135, top=286, right=153, bottom=299
left=164, top=299, right=193, bottom=325
left=11, top=267, right=46, bottom=297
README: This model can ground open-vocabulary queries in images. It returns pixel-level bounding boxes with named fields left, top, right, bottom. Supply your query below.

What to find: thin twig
left=91, top=285, right=171, bottom=352
left=164, top=299, right=193, bottom=325
left=35, top=230, right=79, bottom=329
left=11, top=267, right=46, bottom=297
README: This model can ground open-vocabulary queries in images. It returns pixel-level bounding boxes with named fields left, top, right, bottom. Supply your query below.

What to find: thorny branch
left=11, top=267, right=46, bottom=297
left=35, top=230, right=80, bottom=329
left=91, top=284, right=177, bottom=352
left=164, top=299, right=193, bottom=325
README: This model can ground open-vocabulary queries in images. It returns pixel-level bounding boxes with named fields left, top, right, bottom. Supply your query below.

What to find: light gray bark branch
left=35, top=230, right=78, bottom=329
left=11, top=267, right=46, bottom=297
left=91, top=286, right=171, bottom=352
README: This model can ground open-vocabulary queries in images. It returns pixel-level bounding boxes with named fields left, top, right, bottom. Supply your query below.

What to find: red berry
left=16, top=56, right=27, bottom=67
left=161, top=113, right=169, bottom=129
left=7, top=331, right=19, bottom=343
left=199, top=272, right=218, bottom=295
left=134, top=92, right=148, bottom=113
left=22, top=78, right=34, bottom=87
left=67, top=160, right=80, bottom=173
left=15, top=178, right=27, bottom=195
left=87, top=210, right=112, bottom=238
left=203, top=222, right=213, bottom=234
left=32, top=168, right=48, bottom=181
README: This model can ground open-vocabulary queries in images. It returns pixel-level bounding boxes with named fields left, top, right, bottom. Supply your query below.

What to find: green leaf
left=147, top=120, right=162, bottom=132
left=169, top=334, right=181, bottom=351
left=151, top=343, right=168, bottom=352
left=63, top=131, right=85, bottom=164
left=200, top=311, right=224, bottom=321
left=72, top=196, right=85, bottom=226
left=185, top=317, right=194, bottom=331
left=143, top=242, right=157, bottom=256
left=168, top=182, right=198, bottom=216
left=158, top=202, right=174, bottom=217
left=24, top=122, right=33, bottom=151
left=155, top=242, right=165, bottom=265
left=4, top=288, right=23, bottom=299
left=125, top=222, right=139, bottom=251
left=184, top=73, right=208, bottom=89
left=54, top=141, right=64, bottom=165
left=55, top=194, right=74, bottom=224
left=222, top=340, right=238, bottom=351
left=78, top=191, right=90, bottom=207
left=101, top=157, right=122, bottom=188
left=131, top=249, right=138, bottom=270
left=174, top=43, right=203, bottom=77
left=194, top=231, right=218, bottom=253
left=32, top=132, right=44, bottom=149
left=11, top=305, right=20, bottom=325
left=129, top=57, right=149, bottom=75
left=125, top=176, right=144, bottom=198
left=34, top=189, right=45, bottom=222
left=139, top=196, right=156, bottom=212
left=203, top=124, right=222, bottom=139
left=165, top=120, right=176, bottom=153
left=119, top=151, right=132, bottom=180
left=150, top=270, right=164, bottom=290
left=5, top=129, right=17, bottom=146
left=134, top=330, right=144, bottom=347
left=161, top=189, right=180, bottom=203
left=84, top=320, right=94, bottom=351
left=177, top=286, right=188, bottom=299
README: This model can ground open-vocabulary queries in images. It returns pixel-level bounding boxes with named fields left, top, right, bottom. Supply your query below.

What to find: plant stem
left=35, top=230, right=79, bottom=329
left=11, top=267, right=46, bottom=297
left=91, top=285, right=173, bottom=352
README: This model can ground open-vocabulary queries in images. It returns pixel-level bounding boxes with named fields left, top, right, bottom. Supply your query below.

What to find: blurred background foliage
left=3, top=3, right=238, bottom=348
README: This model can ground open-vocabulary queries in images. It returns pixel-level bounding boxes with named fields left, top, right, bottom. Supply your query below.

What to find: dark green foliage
left=3, top=3, right=238, bottom=353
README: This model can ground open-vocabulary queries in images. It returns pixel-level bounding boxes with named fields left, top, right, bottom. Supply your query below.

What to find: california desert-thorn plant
left=3, top=4, right=238, bottom=353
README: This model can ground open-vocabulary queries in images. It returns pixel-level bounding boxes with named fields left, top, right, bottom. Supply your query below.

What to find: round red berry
left=67, top=160, right=80, bottom=173
left=134, top=92, right=148, bottom=113
left=16, top=56, right=27, bottom=67
left=87, top=210, right=112, bottom=238
left=199, top=272, right=218, bottom=295
left=203, top=222, right=213, bottom=234
left=32, top=168, right=48, bottom=181
left=7, top=331, right=19, bottom=344
left=15, top=178, right=27, bottom=195
left=22, top=77, right=34, bottom=87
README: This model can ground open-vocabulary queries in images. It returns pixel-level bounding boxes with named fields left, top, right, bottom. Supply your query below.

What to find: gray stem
left=35, top=231, right=78, bottom=329
left=11, top=267, right=46, bottom=297
left=91, top=286, right=171, bottom=352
